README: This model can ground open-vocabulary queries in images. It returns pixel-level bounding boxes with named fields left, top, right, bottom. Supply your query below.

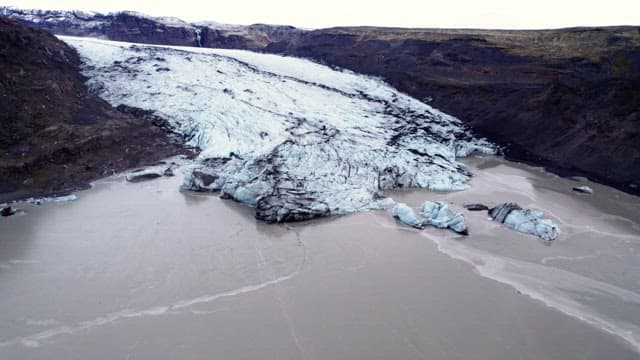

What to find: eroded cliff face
left=0, top=17, right=187, bottom=202
left=3, top=6, right=640, bottom=194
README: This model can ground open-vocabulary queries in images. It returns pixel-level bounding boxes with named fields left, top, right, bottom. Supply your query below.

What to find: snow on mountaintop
left=116, top=11, right=194, bottom=27
left=0, top=6, right=253, bottom=32
left=62, top=36, right=496, bottom=222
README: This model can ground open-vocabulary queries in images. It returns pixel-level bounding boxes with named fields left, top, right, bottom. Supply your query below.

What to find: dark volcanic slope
left=0, top=17, right=187, bottom=202
left=269, top=27, right=640, bottom=194
left=0, top=7, right=303, bottom=50
left=3, top=7, right=640, bottom=194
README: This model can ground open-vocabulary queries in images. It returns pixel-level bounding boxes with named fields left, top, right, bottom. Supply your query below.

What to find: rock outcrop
left=463, top=203, right=489, bottom=211
left=1, top=206, right=17, bottom=217
left=573, top=186, right=594, bottom=194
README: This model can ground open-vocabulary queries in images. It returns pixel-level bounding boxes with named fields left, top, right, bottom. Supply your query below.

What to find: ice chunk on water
left=392, top=203, right=425, bottom=229
left=421, top=201, right=469, bottom=235
left=490, top=202, right=560, bottom=241
left=573, top=186, right=593, bottom=194
left=26, top=194, right=78, bottom=205
left=504, top=210, right=560, bottom=241
left=125, top=167, right=169, bottom=182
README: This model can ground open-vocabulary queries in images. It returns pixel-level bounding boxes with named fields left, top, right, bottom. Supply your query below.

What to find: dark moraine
left=0, top=17, right=191, bottom=203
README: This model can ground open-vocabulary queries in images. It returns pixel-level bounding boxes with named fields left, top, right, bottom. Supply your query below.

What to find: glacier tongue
left=62, top=36, right=496, bottom=222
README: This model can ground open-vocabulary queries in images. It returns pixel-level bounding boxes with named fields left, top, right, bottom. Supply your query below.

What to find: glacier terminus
left=63, top=36, right=497, bottom=222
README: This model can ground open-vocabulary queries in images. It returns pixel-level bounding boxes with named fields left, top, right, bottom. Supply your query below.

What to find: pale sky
left=3, top=0, right=640, bottom=29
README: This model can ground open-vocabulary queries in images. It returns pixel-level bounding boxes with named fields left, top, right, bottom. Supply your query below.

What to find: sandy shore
left=0, top=156, right=638, bottom=359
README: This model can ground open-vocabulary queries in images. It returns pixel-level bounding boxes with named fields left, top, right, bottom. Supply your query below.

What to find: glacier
left=62, top=36, right=496, bottom=222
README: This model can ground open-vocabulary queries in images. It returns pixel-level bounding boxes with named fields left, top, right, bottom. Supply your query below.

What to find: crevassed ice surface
left=62, top=36, right=496, bottom=221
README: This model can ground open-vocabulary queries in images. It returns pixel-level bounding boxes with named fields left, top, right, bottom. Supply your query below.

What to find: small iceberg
left=489, top=202, right=560, bottom=241
left=125, top=166, right=173, bottom=182
left=392, top=202, right=469, bottom=235
left=392, top=203, right=425, bottom=229
left=572, top=186, right=593, bottom=194
left=421, top=201, right=469, bottom=235
left=26, top=194, right=78, bottom=205
left=51, top=195, right=78, bottom=202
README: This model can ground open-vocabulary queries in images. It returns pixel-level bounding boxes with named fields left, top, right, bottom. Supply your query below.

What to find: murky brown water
left=0, top=156, right=638, bottom=359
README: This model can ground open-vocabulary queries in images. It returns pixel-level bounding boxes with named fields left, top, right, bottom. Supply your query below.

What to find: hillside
left=2, top=6, right=639, bottom=194
left=270, top=27, right=640, bottom=193
left=0, top=17, right=187, bottom=202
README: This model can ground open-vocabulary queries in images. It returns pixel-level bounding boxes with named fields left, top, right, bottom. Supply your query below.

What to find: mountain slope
left=270, top=27, right=640, bottom=193
left=4, top=6, right=638, bottom=194
left=0, top=7, right=303, bottom=49
left=0, top=18, right=186, bottom=202
left=63, top=37, right=495, bottom=221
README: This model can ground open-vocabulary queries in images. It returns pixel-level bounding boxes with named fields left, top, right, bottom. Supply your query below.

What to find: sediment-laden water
left=1, top=155, right=638, bottom=359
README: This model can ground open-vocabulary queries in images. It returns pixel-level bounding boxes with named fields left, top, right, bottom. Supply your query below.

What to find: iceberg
left=392, top=203, right=425, bottom=229
left=125, top=166, right=173, bottom=182
left=463, top=203, right=489, bottom=211
left=573, top=186, right=593, bottom=194
left=421, top=201, right=469, bottom=235
left=489, top=202, right=560, bottom=241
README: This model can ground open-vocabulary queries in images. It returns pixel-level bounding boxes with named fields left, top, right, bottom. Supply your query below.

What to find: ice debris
left=572, top=186, right=593, bottom=194
left=125, top=166, right=174, bottom=182
left=392, top=202, right=468, bottom=235
left=421, top=201, right=469, bottom=235
left=392, top=203, right=425, bottom=229
left=489, top=202, right=560, bottom=241
left=26, top=194, right=77, bottom=205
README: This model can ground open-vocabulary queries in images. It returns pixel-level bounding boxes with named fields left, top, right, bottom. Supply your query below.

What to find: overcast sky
left=3, top=0, right=639, bottom=29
